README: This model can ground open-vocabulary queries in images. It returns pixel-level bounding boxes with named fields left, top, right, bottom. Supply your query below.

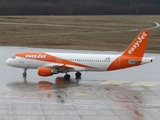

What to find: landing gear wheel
left=23, top=73, right=27, bottom=76
left=23, top=68, right=27, bottom=76
left=75, top=72, right=81, bottom=77
left=64, top=74, right=70, bottom=80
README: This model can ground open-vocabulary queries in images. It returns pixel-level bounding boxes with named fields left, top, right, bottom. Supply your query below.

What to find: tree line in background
left=0, top=0, right=159, bottom=15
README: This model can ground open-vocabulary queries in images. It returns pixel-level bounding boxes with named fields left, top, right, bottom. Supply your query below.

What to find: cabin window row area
left=24, top=58, right=110, bottom=62
left=66, top=59, right=110, bottom=62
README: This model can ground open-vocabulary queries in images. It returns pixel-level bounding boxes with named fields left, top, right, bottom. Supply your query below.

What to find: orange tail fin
left=107, top=30, right=150, bottom=71
left=122, top=30, right=150, bottom=58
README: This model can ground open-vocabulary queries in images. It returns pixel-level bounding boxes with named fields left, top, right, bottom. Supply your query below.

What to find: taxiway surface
left=0, top=46, right=160, bottom=120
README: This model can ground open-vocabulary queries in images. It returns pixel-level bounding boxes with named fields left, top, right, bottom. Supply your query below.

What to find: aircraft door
left=115, top=57, right=120, bottom=66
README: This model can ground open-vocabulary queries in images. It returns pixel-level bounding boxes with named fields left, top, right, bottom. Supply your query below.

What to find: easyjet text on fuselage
left=25, top=54, right=46, bottom=59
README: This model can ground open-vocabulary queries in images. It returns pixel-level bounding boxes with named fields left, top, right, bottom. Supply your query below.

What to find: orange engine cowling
left=37, top=67, right=53, bottom=76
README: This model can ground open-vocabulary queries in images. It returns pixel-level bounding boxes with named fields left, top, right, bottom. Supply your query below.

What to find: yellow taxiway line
left=101, top=80, right=129, bottom=85
left=74, top=94, right=89, bottom=96
left=131, top=82, right=160, bottom=87
left=101, top=80, right=160, bottom=87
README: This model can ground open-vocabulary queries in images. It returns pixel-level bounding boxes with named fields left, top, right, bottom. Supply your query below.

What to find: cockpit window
left=12, top=56, right=16, bottom=59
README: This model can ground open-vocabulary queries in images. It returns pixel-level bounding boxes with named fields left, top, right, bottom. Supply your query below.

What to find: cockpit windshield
left=11, top=56, right=16, bottom=59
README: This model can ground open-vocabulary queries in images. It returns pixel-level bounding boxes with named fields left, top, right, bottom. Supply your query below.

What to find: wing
left=43, top=63, right=87, bottom=72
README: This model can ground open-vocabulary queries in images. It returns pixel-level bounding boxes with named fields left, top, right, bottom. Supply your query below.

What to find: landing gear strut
left=23, top=68, right=27, bottom=76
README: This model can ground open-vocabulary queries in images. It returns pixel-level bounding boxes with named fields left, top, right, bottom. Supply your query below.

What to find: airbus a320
left=6, top=30, right=154, bottom=80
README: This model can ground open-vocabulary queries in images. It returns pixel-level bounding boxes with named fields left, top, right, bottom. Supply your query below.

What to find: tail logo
left=128, top=32, right=147, bottom=54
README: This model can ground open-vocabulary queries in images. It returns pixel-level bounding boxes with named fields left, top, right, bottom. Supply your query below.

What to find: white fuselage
left=6, top=52, right=120, bottom=72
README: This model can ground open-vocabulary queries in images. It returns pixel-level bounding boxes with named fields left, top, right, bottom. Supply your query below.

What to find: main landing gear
left=64, top=71, right=81, bottom=80
left=64, top=74, right=70, bottom=80
left=75, top=72, right=81, bottom=78
left=23, top=68, right=27, bottom=76
left=21, top=69, right=81, bottom=80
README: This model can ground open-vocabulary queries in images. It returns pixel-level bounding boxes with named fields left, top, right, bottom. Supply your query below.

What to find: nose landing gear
left=23, top=68, right=27, bottom=76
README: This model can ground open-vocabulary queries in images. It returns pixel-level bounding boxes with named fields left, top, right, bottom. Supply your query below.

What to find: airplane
left=6, top=30, right=154, bottom=80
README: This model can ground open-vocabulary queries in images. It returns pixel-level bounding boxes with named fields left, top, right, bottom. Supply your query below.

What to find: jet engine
left=37, top=67, right=58, bottom=76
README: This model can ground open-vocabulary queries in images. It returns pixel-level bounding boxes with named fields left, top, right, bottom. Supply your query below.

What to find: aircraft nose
left=6, top=58, right=11, bottom=66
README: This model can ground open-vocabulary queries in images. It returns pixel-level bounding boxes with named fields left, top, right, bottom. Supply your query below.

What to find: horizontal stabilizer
left=128, top=59, right=141, bottom=64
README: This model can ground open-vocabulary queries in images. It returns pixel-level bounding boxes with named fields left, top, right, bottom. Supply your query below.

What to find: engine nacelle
left=37, top=67, right=58, bottom=76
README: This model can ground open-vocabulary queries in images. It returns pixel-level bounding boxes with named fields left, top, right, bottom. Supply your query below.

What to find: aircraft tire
left=75, top=72, right=81, bottom=77
left=64, top=74, right=70, bottom=80
left=23, top=73, right=27, bottom=76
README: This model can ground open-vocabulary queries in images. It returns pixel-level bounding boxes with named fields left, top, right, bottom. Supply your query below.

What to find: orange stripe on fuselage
left=14, top=52, right=97, bottom=69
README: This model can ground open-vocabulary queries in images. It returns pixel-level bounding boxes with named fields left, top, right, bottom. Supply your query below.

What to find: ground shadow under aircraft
left=6, top=76, right=81, bottom=91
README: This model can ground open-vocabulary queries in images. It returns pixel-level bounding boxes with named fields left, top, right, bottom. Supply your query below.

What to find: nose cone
left=6, top=58, right=12, bottom=66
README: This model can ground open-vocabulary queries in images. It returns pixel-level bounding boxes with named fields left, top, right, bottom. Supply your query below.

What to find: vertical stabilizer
left=107, top=30, right=150, bottom=71
left=122, top=30, right=150, bottom=58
